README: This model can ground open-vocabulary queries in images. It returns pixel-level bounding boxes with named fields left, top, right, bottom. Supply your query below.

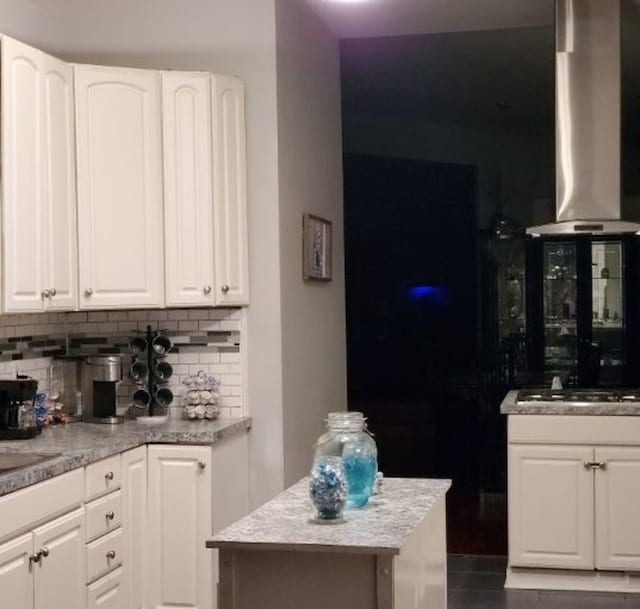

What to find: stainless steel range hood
left=527, top=0, right=640, bottom=237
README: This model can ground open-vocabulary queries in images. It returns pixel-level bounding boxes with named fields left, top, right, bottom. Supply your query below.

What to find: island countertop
left=500, top=389, right=640, bottom=415
left=207, top=477, right=451, bottom=556
left=0, top=416, right=251, bottom=496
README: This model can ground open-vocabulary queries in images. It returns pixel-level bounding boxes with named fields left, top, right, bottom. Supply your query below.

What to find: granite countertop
left=207, top=477, right=451, bottom=556
left=500, top=389, right=640, bottom=415
left=0, top=416, right=251, bottom=497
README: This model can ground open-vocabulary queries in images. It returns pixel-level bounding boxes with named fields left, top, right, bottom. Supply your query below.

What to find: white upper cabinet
left=1, top=36, right=77, bottom=312
left=162, top=71, right=215, bottom=307
left=75, top=64, right=164, bottom=309
left=211, top=74, right=250, bottom=306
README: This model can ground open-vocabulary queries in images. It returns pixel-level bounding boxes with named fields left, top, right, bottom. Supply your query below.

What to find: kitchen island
left=207, top=477, right=450, bottom=609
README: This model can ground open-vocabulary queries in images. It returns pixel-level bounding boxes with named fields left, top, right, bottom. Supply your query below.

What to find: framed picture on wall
left=303, top=214, right=332, bottom=281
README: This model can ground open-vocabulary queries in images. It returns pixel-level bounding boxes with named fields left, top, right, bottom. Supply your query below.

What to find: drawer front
left=86, top=490, right=122, bottom=542
left=86, top=527, right=123, bottom=583
left=85, top=455, right=121, bottom=501
left=87, top=566, right=124, bottom=609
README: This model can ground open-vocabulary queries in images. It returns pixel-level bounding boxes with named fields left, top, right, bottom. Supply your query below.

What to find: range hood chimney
left=527, top=0, right=640, bottom=236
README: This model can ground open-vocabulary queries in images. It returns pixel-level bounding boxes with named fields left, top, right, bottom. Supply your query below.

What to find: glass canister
left=313, top=411, right=378, bottom=508
left=309, top=456, right=347, bottom=522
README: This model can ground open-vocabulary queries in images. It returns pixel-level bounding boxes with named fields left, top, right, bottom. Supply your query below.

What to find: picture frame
left=303, top=214, right=332, bottom=281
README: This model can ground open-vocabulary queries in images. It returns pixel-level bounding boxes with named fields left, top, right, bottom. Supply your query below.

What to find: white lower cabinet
left=508, top=416, right=640, bottom=575
left=594, top=446, right=640, bottom=571
left=0, top=507, right=86, bottom=609
left=148, top=445, right=212, bottom=609
left=0, top=434, right=249, bottom=609
left=147, top=432, right=250, bottom=609
left=508, top=444, right=595, bottom=569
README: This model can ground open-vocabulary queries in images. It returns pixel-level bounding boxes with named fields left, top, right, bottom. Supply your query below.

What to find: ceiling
left=326, top=0, right=640, bottom=135
left=306, top=0, right=554, bottom=39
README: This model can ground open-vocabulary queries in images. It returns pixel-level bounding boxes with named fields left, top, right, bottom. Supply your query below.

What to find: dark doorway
left=344, top=154, right=508, bottom=555
left=345, top=154, right=478, bottom=403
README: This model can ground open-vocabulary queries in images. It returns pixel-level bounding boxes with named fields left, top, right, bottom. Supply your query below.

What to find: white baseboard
left=505, top=565, right=640, bottom=593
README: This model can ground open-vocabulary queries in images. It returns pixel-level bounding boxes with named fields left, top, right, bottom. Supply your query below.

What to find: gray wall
left=275, top=0, right=347, bottom=486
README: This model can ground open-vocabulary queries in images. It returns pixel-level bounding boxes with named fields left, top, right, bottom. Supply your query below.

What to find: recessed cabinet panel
left=75, top=64, right=164, bottom=309
left=163, top=71, right=215, bottom=307
left=1, top=36, right=77, bottom=313
left=212, top=75, right=249, bottom=306
left=0, top=533, right=33, bottom=609
left=42, top=66, right=77, bottom=311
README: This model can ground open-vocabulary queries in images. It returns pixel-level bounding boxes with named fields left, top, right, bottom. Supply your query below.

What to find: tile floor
left=448, top=555, right=640, bottom=608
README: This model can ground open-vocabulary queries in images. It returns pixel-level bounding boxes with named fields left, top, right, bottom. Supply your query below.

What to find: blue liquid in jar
left=342, top=453, right=377, bottom=508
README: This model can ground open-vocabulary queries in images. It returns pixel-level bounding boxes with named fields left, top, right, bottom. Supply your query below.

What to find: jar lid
left=326, top=411, right=366, bottom=430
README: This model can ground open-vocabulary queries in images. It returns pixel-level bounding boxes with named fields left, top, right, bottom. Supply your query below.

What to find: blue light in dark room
left=406, top=285, right=449, bottom=306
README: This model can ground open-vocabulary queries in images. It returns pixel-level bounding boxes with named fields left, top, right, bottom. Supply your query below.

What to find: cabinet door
left=87, top=567, right=125, bottom=609
left=0, top=532, right=33, bottom=609
left=1, top=36, right=77, bottom=313
left=508, top=444, right=594, bottom=569
left=41, top=50, right=77, bottom=311
left=162, top=72, right=215, bottom=307
left=33, top=507, right=85, bottom=609
left=121, top=446, right=147, bottom=609
left=211, top=74, right=249, bottom=306
left=75, top=64, right=164, bottom=309
left=148, top=445, right=212, bottom=609
left=595, top=446, right=640, bottom=570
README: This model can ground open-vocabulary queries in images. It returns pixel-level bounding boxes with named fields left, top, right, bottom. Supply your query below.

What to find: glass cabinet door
left=592, top=241, right=624, bottom=384
left=543, top=242, right=577, bottom=374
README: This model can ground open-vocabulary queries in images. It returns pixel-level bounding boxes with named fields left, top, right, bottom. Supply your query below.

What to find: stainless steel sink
left=0, top=452, right=60, bottom=474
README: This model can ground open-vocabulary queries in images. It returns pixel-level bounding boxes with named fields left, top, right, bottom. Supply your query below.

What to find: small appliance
left=0, top=378, right=38, bottom=439
left=81, top=355, right=124, bottom=424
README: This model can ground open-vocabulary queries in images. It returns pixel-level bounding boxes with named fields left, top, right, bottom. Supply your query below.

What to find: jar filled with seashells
left=182, top=370, right=221, bottom=420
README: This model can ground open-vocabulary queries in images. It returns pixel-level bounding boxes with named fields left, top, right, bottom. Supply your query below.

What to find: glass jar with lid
left=313, top=411, right=378, bottom=508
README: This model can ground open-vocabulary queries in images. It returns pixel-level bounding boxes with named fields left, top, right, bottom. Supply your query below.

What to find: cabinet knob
left=198, top=460, right=207, bottom=470
left=106, top=550, right=116, bottom=560
left=106, top=511, right=115, bottom=521
left=204, top=285, right=212, bottom=295
left=221, top=284, right=230, bottom=294
left=29, top=552, right=42, bottom=564
left=105, top=471, right=114, bottom=481
left=85, top=288, right=94, bottom=296
left=41, top=289, right=50, bottom=298
left=50, top=288, right=57, bottom=297
left=40, top=547, right=49, bottom=558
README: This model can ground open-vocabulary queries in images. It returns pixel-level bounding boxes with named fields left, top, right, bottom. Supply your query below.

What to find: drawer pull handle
left=50, top=288, right=57, bottom=297
left=221, top=284, right=230, bottom=293
left=105, top=471, right=114, bottom=481
left=29, top=552, right=42, bottom=564
left=41, top=289, right=50, bottom=298
left=198, top=460, right=207, bottom=470
left=204, top=285, right=212, bottom=294
left=106, top=550, right=116, bottom=560
left=85, top=288, right=93, bottom=296
left=106, top=511, right=115, bottom=520
left=584, top=461, right=606, bottom=470
left=40, top=547, right=49, bottom=558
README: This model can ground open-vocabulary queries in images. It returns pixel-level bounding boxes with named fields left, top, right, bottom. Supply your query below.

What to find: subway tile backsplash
left=0, top=308, right=244, bottom=419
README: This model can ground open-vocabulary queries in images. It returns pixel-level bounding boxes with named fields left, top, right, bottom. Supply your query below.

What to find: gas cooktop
left=516, top=389, right=640, bottom=404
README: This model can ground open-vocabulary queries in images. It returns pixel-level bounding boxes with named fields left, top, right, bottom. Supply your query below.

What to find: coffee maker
left=81, top=355, right=123, bottom=424
left=0, top=378, right=38, bottom=439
